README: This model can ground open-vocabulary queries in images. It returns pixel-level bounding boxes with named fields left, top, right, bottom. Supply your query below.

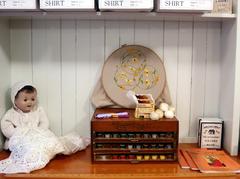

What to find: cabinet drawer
left=92, top=120, right=178, bottom=132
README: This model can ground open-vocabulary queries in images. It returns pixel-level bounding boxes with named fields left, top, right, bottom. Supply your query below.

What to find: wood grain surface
left=0, top=144, right=240, bottom=179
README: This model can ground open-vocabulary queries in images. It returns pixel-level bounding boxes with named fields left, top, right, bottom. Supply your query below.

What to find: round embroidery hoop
left=102, top=45, right=166, bottom=108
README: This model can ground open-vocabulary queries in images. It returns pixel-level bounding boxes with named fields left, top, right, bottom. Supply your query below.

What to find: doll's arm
left=1, top=112, right=17, bottom=139
left=38, top=107, right=49, bottom=129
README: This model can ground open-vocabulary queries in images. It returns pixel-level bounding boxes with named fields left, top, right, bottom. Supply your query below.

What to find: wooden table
left=0, top=144, right=240, bottom=179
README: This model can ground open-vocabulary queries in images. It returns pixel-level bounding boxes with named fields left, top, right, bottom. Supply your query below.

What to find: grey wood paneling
left=9, top=20, right=221, bottom=142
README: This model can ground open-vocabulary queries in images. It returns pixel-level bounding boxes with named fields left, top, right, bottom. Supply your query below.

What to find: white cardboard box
left=40, top=0, right=95, bottom=10
left=198, top=117, right=223, bottom=149
left=98, top=0, right=154, bottom=11
left=156, top=0, right=213, bottom=12
left=0, top=0, right=37, bottom=10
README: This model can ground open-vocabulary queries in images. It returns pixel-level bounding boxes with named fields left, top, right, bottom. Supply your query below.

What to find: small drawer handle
left=129, top=139, right=139, bottom=142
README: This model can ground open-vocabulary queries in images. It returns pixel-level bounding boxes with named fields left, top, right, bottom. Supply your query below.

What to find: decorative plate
left=102, top=45, right=166, bottom=108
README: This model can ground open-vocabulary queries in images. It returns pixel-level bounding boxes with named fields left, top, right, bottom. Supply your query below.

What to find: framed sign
left=198, top=118, right=223, bottom=149
left=213, top=0, right=232, bottom=13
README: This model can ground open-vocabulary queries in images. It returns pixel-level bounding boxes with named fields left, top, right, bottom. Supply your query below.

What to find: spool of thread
left=120, top=144, right=126, bottom=149
left=151, top=144, right=157, bottom=149
left=136, top=155, right=142, bottom=160
left=128, top=155, right=136, bottom=160
left=160, top=155, right=166, bottom=160
left=159, top=133, right=165, bottom=138
left=128, top=144, right=133, bottom=149
left=128, top=133, right=135, bottom=138
left=166, top=154, right=173, bottom=159
left=112, top=144, right=119, bottom=148
left=96, top=144, right=103, bottom=148
left=144, top=134, right=149, bottom=138
left=144, top=155, right=150, bottom=160
left=165, top=144, right=172, bottom=149
left=152, top=155, right=158, bottom=160
left=158, top=144, right=164, bottom=149
left=113, top=133, right=119, bottom=138
left=143, top=144, right=149, bottom=149
left=152, top=134, right=158, bottom=138
left=120, top=155, right=126, bottom=160
left=166, top=132, right=173, bottom=138
left=105, top=133, right=111, bottom=138
left=121, top=133, right=128, bottom=138
left=100, top=155, right=107, bottom=160
left=136, top=144, right=142, bottom=149
left=96, top=133, right=104, bottom=138
left=112, top=155, right=118, bottom=159
left=135, top=133, right=142, bottom=138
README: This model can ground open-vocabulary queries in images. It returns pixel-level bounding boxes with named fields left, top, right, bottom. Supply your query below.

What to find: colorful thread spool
left=144, top=155, right=150, bottom=160
left=159, top=155, right=166, bottom=160
left=151, top=155, right=158, bottom=160
left=112, top=155, right=119, bottom=160
left=136, top=155, right=142, bottom=160
left=128, top=155, right=136, bottom=160
left=152, top=133, right=158, bottom=138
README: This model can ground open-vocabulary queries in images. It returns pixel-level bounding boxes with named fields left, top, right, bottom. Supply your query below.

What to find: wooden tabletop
left=1, top=144, right=240, bottom=179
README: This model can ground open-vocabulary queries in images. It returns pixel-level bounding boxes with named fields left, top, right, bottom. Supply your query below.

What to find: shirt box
left=156, top=0, right=213, bottom=12
left=98, top=0, right=154, bottom=11
left=40, top=0, right=95, bottom=11
left=0, top=0, right=37, bottom=10
left=198, top=117, right=223, bottom=149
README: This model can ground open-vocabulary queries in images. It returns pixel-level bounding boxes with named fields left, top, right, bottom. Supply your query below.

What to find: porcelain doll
left=1, top=81, right=49, bottom=150
left=0, top=81, right=89, bottom=174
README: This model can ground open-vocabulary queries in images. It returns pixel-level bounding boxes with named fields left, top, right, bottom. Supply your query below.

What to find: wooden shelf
left=94, top=138, right=176, bottom=143
left=94, top=159, right=175, bottom=162
left=94, top=149, right=176, bottom=153
left=0, top=10, right=236, bottom=21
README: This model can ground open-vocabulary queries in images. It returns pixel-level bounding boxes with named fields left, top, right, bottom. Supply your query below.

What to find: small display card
left=0, top=0, right=37, bottom=9
left=198, top=118, right=223, bottom=149
left=157, top=0, right=213, bottom=11
left=98, top=0, right=154, bottom=11
left=40, top=0, right=95, bottom=10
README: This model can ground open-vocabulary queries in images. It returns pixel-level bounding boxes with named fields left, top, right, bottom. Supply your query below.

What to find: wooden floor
left=0, top=144, right=240, bottom=179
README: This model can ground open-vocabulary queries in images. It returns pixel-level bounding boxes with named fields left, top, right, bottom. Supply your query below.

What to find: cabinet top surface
left=92, top=108, right=178, bottom=122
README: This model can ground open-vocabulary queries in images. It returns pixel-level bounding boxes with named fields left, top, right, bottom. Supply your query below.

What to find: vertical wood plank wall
left=10, top=19, right=221, bottom=141
left=0, top=20, right=10, bottom=148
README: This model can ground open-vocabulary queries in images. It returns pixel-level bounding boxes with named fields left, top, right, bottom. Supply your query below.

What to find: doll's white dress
left=0, top=127, right=89, bottom=174
left=0, top=107, right=89, bottom=174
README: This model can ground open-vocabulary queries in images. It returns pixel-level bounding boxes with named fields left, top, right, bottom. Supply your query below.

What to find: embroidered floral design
left=114, top=48, right=160, bottom=91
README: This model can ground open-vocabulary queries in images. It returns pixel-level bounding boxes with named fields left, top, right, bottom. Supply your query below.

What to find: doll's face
left=14, top=90, right=37, bottom=113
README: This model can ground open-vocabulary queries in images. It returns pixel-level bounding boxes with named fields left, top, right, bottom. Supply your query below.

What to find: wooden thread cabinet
left=91, top=108, right=179, bottom=163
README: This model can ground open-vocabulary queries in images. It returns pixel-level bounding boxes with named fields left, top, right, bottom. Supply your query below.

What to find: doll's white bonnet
left=11, top=81, right=36, bottom=106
